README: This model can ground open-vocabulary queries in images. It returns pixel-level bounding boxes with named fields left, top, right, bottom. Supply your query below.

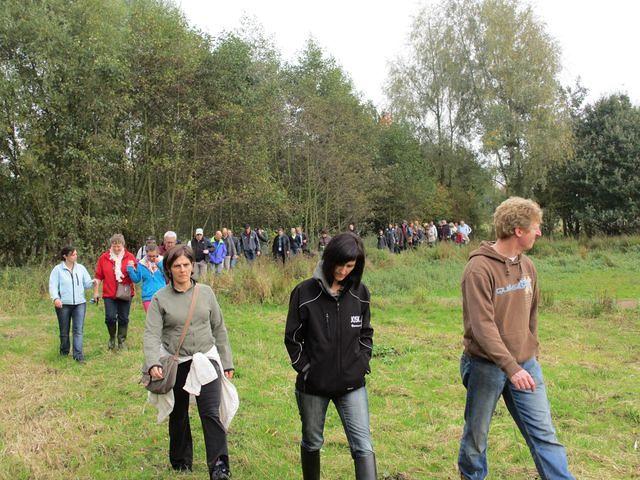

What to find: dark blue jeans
left=55, top=303, right=86, bottom=360
left=103, top=297, right=131, bottom=327
left=296, top=387, right=374, bottom=459
left=458, top=354, right=574, bottom=480
left=243, top=250, right=257, bottom=262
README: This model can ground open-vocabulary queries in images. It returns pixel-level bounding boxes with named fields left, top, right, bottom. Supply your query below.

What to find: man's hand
left=54, top=299, right=63, bottom=309
left=510, top=368, right=536, bottom=391
left=224, top=369, right=234, bottom=379
left=256, top=251, right=261, bottom=256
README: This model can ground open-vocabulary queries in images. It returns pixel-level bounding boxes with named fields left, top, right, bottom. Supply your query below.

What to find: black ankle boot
left=354, top=453, right=377, bottom=480
left=301, top=446, right=320, bottom=480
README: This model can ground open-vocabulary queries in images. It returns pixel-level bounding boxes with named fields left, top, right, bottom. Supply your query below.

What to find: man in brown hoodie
left=458, top=197, right=574, bottom=480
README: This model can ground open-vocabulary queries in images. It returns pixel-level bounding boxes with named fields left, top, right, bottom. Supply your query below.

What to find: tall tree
left=387, top=1, right=477, bottom=184
left=475, top=0, right=571, bottom=195
left=388, top=0, right=571, bottom=197
left=283, top=40, right=379, bottom=234
left=541, top=94, right=640, bottom=236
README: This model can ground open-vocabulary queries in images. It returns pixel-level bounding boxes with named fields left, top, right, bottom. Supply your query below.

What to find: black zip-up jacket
left=272, top=234, right=290, bottom=257
left=190, top=237, right=211, bottom=262
left=284, top=271, right=373, bottom=397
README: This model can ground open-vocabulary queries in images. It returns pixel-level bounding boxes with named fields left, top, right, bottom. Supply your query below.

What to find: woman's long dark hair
left=321, top=232, right=366, bottom=287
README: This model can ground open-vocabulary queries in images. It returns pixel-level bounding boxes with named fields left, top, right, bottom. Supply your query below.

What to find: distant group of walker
left=47, top=199, right=575, bottom=480
left=376, top=219, right=473, bottom=252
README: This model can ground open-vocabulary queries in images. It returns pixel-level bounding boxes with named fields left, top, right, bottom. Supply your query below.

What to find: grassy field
left=0, top=238, right=639, bottom=479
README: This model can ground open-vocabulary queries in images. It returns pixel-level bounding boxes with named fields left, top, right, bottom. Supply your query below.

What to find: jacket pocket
left=341, top=350, right=368, bottom=387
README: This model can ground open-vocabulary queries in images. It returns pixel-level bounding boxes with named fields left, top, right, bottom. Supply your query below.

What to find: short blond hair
left=493, top=197, right=542, bottom=239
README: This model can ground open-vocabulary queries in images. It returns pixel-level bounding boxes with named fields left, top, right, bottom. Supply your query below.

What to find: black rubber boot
left=117, top=324, right=128, bottom=350
left=300, top=446, right=320, bottom=480
left=107, top=324, right=117, bottom=350
left=354, top=453, right=377, bottom=480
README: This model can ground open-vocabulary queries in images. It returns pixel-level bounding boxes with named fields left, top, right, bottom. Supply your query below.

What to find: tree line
left=1, top=0, right=638, bottom=264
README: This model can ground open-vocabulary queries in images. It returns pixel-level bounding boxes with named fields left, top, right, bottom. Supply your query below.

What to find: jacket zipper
left=336, top=300, right=341, bottom=378
left=68, top=268, right=76, bottom=305
left=325, top=312, right=330, bottom=339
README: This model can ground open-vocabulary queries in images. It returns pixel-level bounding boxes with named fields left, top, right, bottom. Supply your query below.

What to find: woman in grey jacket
left=144, top=244, right=235, bottom=480
left=48, top=246, right=95, bottom=362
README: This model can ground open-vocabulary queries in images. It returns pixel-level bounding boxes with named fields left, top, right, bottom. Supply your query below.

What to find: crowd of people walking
left=377, top=219, right=473, bottom=252
left=45, top=202, right=577, bottom=480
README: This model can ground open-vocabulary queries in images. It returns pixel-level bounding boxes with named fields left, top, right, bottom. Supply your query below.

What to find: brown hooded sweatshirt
left=461, top=241, right=540, bottom=377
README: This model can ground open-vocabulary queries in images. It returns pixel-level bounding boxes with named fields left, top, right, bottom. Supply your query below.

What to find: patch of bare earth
left=616, top=299, right=638, bottom=309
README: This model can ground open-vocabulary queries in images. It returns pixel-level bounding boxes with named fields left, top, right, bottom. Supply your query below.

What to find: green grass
left=0, top=239, right=639, bottom=479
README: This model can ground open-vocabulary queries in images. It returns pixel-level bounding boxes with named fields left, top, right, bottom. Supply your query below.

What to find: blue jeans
left=243, top=250, right=256, bottom=262
left=295, top=387, right=374, bottom=459
left=55, top=303, right=86, bottom=360
left=103, top=297, right=131, bottom=327
left=458, top=354, right=574, bottom=480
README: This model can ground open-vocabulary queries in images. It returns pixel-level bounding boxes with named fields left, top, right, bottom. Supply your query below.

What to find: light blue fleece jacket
left=127, top=259, right=166, bottom=302
left=49, top=262, right=94, bottom=305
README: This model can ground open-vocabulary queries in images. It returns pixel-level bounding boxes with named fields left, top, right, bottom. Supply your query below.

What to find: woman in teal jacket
left=48, top=246, right=95, bottom=362
left=126, top=243, right=166, bottom=312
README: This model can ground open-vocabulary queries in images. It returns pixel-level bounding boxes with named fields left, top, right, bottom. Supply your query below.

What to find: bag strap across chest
left=173, top=284, right=200, bottom=359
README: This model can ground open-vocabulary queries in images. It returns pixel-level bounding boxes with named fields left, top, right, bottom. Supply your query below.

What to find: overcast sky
left=178, top=0, right=640, bottom=109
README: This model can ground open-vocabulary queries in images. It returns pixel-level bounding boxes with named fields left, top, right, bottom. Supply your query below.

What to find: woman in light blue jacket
left=48, top=246, right=95, bottom=362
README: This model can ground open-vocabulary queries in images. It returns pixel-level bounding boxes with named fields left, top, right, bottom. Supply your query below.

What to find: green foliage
left=541, top=94, right=640, bottom=236
left=388, top=0, right=571, bottom=198
left=0, top=0, right=496, bottom=265
left=3, top=0, right=638, bottom=264
left=373, top=122, right=437, bottom=222
left=281, top=40, right=381, bottom=233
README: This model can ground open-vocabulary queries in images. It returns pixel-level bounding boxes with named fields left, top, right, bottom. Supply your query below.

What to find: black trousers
left=169, top=359, right=228, bottom=472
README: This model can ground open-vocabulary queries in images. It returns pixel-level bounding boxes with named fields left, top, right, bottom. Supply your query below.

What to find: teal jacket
left=127, top=259, right=166, bottom=302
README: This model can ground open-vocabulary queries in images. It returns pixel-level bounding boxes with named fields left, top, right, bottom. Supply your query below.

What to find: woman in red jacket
left=93, top=234, right=136, bottom=350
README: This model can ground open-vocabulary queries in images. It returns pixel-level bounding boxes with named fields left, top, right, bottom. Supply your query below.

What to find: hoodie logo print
left=350, top=315, right=362, bottom=327
left=496, top=276, right=532, bottom=296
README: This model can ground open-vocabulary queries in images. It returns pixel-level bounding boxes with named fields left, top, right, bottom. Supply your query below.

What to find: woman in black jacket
left=284, top=233, right=376, bottom=480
